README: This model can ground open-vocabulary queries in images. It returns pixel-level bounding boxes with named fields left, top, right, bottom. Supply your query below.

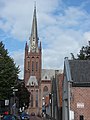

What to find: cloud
left=0, top=0, right=60, bottom=40
left=10, top=50, right=24, bottom=79
left=0, top=0, right=90, bottom=78
left=84, top=31, right=90, bottom=43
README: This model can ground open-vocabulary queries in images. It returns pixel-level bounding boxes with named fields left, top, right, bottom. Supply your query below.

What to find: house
left=62, top=57, right=90, bottom=120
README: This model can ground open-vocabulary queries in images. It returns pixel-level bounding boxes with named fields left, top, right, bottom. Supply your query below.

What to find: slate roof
left=69, top=60, right=90, bottom=84
left=41, top=69, right=62, bottom=81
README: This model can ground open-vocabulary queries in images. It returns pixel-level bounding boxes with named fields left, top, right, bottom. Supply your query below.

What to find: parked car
left=14, top=115, right=21, bottom=120
left=20, top=112, right=30, bottom=120
left=3, top=114, right=16, bottom=120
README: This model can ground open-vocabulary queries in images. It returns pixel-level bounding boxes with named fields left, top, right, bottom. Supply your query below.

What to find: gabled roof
left=68, top=60, right=90, bottom=84
left=26, top=76, right=38, bottom=86
left=41, top=69, right=55, bottom=80
left=64, top=58, right=72, bottom=82
left=41, top=69, right=62, bottom=81
left=42, top=73, right=51, bottom=81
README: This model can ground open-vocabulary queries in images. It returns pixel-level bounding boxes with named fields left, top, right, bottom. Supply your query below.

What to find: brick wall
left=58, top=73, right=63, bottom=107
left=70, top=87, right=90, bottom=120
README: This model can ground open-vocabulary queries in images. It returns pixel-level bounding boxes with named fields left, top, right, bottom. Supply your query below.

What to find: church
left=24, top=5, right=61, bottom=115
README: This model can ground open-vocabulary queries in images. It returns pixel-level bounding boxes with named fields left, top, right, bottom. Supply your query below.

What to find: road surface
left=30, top=116, right=43, bottom=120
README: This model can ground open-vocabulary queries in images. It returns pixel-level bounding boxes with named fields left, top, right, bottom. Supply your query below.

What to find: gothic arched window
left=36, top=90, right=38, bottom=107
left=28, top=61, right=30, bottom=70
left=36, top=62, right=38, bottom=71
left=31, top=90, right=33, bottom=107
left=43, top=86, right=48, bottom=92
left=32, top=61, right=34, bottom=71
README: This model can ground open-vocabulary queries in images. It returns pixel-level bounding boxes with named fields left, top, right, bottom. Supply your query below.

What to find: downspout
left=65, top=57, right=72, bottom=120
left=68, top=81, right=71, bottom=120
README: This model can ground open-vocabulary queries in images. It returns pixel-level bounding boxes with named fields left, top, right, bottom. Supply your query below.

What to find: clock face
left=32, top=45, right=35, bottom=49
left=31, top=44, right=35, bottom=51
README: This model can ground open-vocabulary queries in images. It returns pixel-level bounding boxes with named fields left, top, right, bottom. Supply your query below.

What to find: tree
left=77, top=43, right=90, bottom=60
left=70, top=53, right=76, bottom=60
left=16, top=82, right=30, bottom=109
left=0, top=41, right=19, bottom=99
left=70, top=42, right=90, bottom=60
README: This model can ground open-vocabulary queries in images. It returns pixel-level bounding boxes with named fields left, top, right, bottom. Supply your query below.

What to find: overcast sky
left=0, top=0, right=90, bottom=79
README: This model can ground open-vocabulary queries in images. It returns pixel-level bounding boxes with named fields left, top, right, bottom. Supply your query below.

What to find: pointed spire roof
left=30, top=3, right=38, bottom=43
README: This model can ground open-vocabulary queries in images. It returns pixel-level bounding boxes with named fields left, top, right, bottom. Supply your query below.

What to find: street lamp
left=42, top=97, right=46, bottom=117
left=42, top=97, right=45, bottom=106
left=11, top=87, right=18, bottom=115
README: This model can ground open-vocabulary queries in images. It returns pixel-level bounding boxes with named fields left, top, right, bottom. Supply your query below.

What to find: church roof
left=41, top=69, right=62, bottom=81
left=29, top=4, right=38, bottom=52
left=26, top=76, right=38, bottom=86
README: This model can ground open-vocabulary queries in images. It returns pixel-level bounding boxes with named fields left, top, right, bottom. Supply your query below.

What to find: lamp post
left=11, top=87, right=18, bottom=115
left=42, top=97, right=45, bottom=106
left=42, top=97, right=46, bottom=117
left=49, top=93, right=52, bottom=119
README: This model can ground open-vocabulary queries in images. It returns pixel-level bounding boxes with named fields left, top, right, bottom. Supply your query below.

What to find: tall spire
left=30, top=2, right=38, bottom=52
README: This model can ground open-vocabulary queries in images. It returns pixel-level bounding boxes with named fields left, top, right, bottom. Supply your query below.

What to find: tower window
left=28, top=61, right=30, bottom=70
left=36, top=62, right=38, bottom=71
left=36, top=90, right=38, bottom=107
left=32, top=61, right=34, bottom=71
left=31, top=90, right=33, bottom=107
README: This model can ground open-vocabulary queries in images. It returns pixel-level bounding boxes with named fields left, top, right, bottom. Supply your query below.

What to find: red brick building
left=24, top=5, right=61, bottom=115
left=63, top=58, right=90, bottom=120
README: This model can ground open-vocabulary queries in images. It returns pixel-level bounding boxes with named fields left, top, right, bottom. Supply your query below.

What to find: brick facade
left=58, top=73, right=63, bottom=107
left=24, top=6, right=52, bottom=115
left=70, top=87, right=90, bottom=120
left=24, top=43, right=41, bottom=85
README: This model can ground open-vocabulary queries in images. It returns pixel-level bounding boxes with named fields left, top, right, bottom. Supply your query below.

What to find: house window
left=80, top=115, right=84, bottom=120
left=36, top=62, right=38, bottom=71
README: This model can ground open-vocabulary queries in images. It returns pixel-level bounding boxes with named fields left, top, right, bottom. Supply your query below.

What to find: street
left=30, top=116, right=44, bottom=120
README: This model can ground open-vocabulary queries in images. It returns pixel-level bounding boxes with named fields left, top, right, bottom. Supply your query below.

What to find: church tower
left=24, top=4, right=55, bottom=115
left=24, top=5, right=42, bottom=85
left=24, top=4, right=42, bottom=114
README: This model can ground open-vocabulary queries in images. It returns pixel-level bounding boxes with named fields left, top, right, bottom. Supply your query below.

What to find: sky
left=0, top=0, right=90, bottom=79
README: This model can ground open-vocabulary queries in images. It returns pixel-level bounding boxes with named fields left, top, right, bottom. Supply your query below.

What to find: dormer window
left=45, top=76, right=47, bottom=79
left=32, top=82, right=33, bottom=85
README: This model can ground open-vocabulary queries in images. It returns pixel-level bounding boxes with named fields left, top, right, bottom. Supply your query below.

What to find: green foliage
left=0, top=41, right=19, bottom=99
left=70, top=42, right=90, bottom=60
left=70, top=53, right=75, bottom=60
left=16, top=82, right=30, bottom=109
left=77, top=44, right=90, bottom=60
